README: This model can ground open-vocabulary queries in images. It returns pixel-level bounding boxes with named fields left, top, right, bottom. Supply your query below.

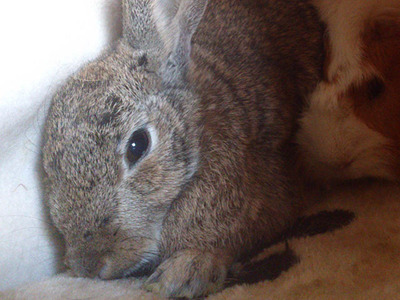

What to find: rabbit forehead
left=43, top=62, right=157, bottom=197
left=43, top=45, right=162, bottom=160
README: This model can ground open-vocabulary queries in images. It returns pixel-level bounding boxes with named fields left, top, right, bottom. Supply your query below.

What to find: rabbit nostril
left=83, top=231, right=93, bottom=241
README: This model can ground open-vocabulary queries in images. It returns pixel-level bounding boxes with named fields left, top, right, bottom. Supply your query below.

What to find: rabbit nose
left=97, top=257, right=128, bottom=280
left=99, top=256, right=159, bottom=280
left=65, top=253, right=105, bottom=278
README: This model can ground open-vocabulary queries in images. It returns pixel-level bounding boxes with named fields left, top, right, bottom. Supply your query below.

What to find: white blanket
left=0, top=0, right=121, bottom=290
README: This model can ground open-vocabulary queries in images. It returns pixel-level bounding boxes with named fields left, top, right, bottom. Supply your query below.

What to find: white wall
left=0, top=0, right=122, bottom=290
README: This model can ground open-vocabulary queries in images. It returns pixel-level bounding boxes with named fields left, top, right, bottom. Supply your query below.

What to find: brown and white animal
left=297, top=0, right=400, bottom=183
left=41, top=0, right=323, bottom=297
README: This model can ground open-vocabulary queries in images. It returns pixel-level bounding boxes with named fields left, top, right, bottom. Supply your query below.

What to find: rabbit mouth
left=122, top=257, right=160, bottom=278
left=98, top=253, right=161, bottom=280
left=97, top=244, right=161, bottom=280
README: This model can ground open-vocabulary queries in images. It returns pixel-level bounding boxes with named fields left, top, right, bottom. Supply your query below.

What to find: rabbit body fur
left=42, top=0, right=323, bottom=297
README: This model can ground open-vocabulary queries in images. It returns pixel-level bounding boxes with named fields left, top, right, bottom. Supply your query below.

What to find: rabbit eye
left=126, top=129, right=150, bottom=167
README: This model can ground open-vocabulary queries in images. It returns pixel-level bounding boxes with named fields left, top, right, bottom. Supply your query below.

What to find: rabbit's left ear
left=123, top=0, right=207, bottom=83
left=153, top=0, right=208, bottom=84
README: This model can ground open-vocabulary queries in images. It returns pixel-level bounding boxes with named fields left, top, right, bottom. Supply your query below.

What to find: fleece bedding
left=1, top=1, right=400, bottom=299
left=3, top=181, right=400, bottom=299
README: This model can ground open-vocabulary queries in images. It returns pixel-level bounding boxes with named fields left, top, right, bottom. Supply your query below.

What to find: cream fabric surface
left=3, top=181, right=400, bottom=299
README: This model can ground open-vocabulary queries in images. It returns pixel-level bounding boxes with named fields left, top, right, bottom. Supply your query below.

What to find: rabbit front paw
left=143, top=249, right=231, bottom=298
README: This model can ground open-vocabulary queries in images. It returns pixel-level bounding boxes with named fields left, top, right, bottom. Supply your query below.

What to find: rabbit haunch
left=42, top=0, right=323, bottom=297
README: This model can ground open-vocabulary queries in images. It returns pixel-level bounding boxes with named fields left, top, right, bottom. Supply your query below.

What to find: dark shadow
left=226, top=244, right=299, bottom=287
left=287, top=209, right=355, bottom=239
left=226, top=209, right=355, bottom=287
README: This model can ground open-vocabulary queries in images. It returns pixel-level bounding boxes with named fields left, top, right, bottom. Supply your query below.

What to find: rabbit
left=297, top=0, right=400, bottom=184
left=41, top=0, right=324, bottom=297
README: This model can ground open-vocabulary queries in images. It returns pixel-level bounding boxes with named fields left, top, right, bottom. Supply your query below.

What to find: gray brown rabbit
left=42, top=0, right=323, bottom=297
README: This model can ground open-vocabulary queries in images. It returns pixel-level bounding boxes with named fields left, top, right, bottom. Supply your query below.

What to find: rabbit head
left=42, top=0, right=207, bottom=279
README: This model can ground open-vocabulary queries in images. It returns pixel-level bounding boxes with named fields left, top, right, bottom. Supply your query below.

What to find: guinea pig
left=297, top=0, right=400, bottom=184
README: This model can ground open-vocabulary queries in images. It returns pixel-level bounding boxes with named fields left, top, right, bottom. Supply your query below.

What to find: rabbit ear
left=123, top=0, right=162, bottom=50
left=123, top=0, right=207, bottom=82
left=153, top=0, right=208, bottom=84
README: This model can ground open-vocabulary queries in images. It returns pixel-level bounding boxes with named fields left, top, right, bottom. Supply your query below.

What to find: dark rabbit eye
left=126, top=129, right=150, bottom=167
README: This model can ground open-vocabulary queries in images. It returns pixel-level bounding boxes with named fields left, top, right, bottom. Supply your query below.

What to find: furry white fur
left=297, top=82, right=393, bottom=182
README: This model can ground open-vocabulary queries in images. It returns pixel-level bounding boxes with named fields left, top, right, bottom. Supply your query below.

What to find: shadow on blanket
left=3, top=180, right=400, bottom=299
left=228, top=209, right=355, bottom=286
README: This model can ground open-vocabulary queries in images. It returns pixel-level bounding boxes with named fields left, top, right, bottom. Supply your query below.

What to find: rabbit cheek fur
left=297, top=0, right=400, bottom=183
left=42, top=44, right=201, bottom=279
left=42, top=0, right=323, bottom=298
